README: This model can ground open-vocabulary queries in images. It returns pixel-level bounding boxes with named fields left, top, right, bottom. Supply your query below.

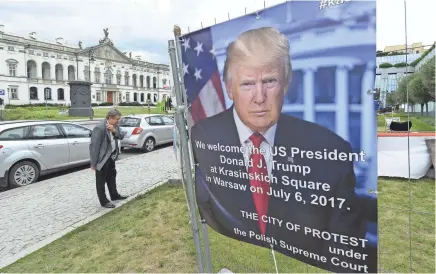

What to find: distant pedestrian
left=89, top=108, right=128, bottom=208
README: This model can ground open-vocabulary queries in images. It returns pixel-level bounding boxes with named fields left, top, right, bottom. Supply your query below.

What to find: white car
left=119, top=114, right=174, bottom=152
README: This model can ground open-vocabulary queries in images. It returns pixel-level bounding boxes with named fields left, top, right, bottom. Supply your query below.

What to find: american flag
left=180, top=28, right=227, bottom=126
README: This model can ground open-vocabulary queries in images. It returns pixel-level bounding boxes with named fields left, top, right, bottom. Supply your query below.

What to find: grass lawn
left=2, top=178, right=435, bottom=273
left=3, top=106, right=166, bottom=121
left=377, top=112, right=435, bottom=132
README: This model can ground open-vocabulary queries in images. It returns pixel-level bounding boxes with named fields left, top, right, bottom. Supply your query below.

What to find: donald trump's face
left=226, top=59, right=287, bottom=133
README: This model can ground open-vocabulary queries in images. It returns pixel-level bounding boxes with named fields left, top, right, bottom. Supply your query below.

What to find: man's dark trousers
left=95, top=154, right=121, bottom=205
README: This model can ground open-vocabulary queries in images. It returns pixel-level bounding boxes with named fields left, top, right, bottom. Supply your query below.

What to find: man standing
left=90, top=108, right=128, bottom=208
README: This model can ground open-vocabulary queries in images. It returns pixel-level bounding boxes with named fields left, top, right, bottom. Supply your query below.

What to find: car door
left=148, top=116, right=167, bottom=144
left=59, top=123, right=92, bottom=164
left=161, top=116, right=175, bottom=142
left=27, top=124, right=70, bottom=169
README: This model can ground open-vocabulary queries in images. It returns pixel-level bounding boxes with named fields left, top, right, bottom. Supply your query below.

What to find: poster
left=181, top=1, right=377, bottom=272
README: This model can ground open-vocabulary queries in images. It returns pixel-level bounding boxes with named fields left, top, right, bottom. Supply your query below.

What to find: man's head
left=106, top=108, right=122, bottom=126
left=223, top=27, right=292, bottom=133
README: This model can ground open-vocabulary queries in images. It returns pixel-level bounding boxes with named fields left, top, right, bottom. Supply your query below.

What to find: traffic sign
left=0, top=89, right=5, bottom=96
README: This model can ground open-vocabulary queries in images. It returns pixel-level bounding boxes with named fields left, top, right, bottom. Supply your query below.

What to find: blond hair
left=222, top=27, right=292, bottom=85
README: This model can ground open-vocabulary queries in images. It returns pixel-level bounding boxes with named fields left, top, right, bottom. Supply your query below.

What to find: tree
left=386, top=92, right=401, bottom=111
left=408, top=74, right=431, bottom=116
left=396, top=74, right=417, bottom=112
left=419, top=57, right=435, bottom=101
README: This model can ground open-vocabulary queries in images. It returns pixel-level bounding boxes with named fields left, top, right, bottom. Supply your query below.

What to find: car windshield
left=119, top=117, right=141, bottom=127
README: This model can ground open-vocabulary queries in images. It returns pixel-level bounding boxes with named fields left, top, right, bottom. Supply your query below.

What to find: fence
left=169, top=0, right=435, bottom=273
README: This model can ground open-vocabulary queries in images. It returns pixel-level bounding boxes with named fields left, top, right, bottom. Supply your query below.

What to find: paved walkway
left=0, top=147, right=179, bottom=268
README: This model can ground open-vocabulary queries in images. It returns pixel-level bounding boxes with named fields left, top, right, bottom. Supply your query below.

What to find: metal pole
left=201, top=219, right=213, bottom=273
left=168, top=38, right=205, bottom=273
left=173, top=29, right=188, bottom=110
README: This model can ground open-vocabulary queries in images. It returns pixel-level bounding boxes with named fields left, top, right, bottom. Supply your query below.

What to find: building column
left=335, top=65, right=352, bottom=141
left=303, top=68, right=315, bottom=122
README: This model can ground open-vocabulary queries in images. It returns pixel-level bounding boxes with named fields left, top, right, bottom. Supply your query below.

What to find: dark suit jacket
left=191, top=107, right=369, bottom=273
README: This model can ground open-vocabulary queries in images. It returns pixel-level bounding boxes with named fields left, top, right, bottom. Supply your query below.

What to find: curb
left=0, top=179, right=170, bottom=270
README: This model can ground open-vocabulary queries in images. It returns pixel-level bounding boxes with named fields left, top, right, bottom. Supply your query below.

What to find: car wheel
left=8, top=161, right=40, bottom=188
left=142, top=137, right=155, bottom=152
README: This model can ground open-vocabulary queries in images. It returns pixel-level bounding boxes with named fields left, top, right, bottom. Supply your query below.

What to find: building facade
left=0, top=26, right=172, bottom=106
left=374, top=43, right=435, bottom=111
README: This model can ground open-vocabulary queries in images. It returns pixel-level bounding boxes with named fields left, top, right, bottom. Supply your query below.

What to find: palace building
left=0, top=25, right=172, bottom=106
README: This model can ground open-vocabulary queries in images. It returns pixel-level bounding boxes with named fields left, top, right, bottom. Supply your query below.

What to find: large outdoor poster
left=181, top=1, right=377, bottom=273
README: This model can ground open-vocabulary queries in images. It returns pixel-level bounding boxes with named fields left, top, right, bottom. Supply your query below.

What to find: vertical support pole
left=168, top=37, right=205, bottom=273
left=173, top=28, right=188, bottom=110
left=201, top=219, right=213, bottom=273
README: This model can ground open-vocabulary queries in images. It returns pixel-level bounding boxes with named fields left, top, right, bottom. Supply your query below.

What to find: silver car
left=119, top=114, right=174, bottom=152
left=0, top=120, right=120, bottom=188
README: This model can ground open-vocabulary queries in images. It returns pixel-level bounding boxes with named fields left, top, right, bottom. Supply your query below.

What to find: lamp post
left=88, top=48, right=95, bottom=82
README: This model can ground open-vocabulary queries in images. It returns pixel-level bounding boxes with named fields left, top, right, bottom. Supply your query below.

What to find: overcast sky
left=0, top=0, right=434, bottom=64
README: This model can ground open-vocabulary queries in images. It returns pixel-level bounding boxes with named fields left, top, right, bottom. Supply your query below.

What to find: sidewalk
left=0, top=147, right=179, bottom=269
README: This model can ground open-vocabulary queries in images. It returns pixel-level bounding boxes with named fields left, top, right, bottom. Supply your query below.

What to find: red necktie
left=248, top=133, right=270, bottom=235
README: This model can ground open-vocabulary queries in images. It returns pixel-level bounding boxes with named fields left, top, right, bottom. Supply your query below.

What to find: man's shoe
left=112, top=195, right=128, bottom=201
left=102, top=202, right=116, bottom=208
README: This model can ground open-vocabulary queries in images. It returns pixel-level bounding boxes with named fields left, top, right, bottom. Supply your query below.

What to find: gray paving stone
left=0, top=147, right=179, bottom=268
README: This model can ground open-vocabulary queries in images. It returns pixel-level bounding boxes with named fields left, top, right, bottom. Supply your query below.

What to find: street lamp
left=88, top=48, right=95, bottom=82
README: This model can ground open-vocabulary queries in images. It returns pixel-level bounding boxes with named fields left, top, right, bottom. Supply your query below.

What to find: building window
left=8, top=87, right=18, bottom=99
left=68, top=66, right=75, bottom=81
left=94, top=68, right=100, bottom=83
left=43, top=52, right=49, bottom=57
left=117, top=74, right=121, bottom=85
left=57, top=88, right=64, bottom=100
left=146, top=76, right=150, bottom=88
left=126, top=92, right=130, bottom=102
left=7, top=46, right=14, bottom=51
left=124, top=72, right=129, bottom=86
left=6, top=59, right=18, bottom=77
left=44, top=88, right=52, bottom=100
left=28, top=49, right=35, bottom=55
left=96, top=92, right=102, bottom=101
left=84, top=66, right=90, bottom=82
left=27, top=60, right=37, bottom=78
left=8, top=63, right=16, bottom=77
left=153, top=77, right=157, bottom=89
left=29, top=87, right=38, bottom=100
left=104, top=69, right=112, bottom=84
left=42, top=62, right=51, bottom=80
left=57, top=54, right=62, bottom=59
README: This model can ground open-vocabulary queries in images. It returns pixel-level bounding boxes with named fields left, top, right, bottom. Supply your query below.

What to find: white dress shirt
left=233, top=108, right=277, bottom=177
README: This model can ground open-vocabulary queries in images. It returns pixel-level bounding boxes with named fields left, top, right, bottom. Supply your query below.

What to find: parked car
left=0, top=120, right=121, bottom=188
left=119, top=114, right=174, bottom=152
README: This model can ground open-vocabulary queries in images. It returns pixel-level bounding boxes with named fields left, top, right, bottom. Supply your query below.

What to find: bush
left=379, top=63, right=393, bottom=68
left=411, top=44, right=435, bottom=66
left=99, top=102, right=113, bottom=106
left=394, top=62, right=408, bottom=68
left=5, top=103, right=67, bottom=109
left=91, top=103, right=99, bottom=107
left=118, top=102, right=142, bottom=106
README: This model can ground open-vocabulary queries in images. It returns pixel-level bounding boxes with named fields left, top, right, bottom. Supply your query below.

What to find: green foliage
left=419, top=57, right=435, bottom=101
left=386, top=92, right=401, bottom=108
left=394, top=62, right=408, bottom=68
left=408, top=75, right=431, bottom=104
left=410, top=44, right=435, bottom=66
left=396, top=74, right=416, bottom=104
left=379, top=62, right=393, bottom=68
